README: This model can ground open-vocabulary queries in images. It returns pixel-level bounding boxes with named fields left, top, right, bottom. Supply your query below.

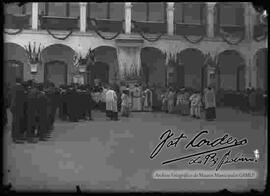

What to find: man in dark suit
left=45, top=83, right=58, bottom=130
left=66, top=86, right=79, bottom=122
left=86, top=85, right=93, bottom=120
left=26, top=81, right=39, bottom=142
left=36, top=83, right=49, bottom=141
left=10, top=78, right=27, bottom=142
left=59, top=85, right=68, bottom=121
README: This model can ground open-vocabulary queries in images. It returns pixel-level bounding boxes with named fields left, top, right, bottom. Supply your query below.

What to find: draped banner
left=116, top=46, right=141, bottom=80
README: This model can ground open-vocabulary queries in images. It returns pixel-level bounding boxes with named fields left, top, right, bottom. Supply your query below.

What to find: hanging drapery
left=116, top=46, right=141, bottom=80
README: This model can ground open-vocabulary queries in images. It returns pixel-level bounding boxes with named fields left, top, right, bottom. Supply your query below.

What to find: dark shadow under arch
left=4, top=60, right=24, bottom=87
left=89, top=61, right=109, bottom=85
left=217, top=49, right=246, bottom=91
left=44, top=60, right=68, bottom=87
left=177, top=48, right=205, bottom=90
left=141, top=47, right=166, bottom=87
left=254, top=48, right=268, bottom=90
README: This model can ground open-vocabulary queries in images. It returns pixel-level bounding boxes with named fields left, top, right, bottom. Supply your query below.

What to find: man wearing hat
left=10, top=78, right=27, bottom=142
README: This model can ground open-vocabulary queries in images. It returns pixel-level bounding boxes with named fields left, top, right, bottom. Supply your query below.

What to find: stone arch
left=42, top=44, right=75, bottom=85
left=217, top=49, right=246, bottom=91
left=90, top=46, right=118, bottom=85
left=44, top=60, right=68, bottom=87
left=140, top=47, right=166, bottom=88
left=253, top=48, right=268, bottom=90
left=177, top=48, right=206, bottom=90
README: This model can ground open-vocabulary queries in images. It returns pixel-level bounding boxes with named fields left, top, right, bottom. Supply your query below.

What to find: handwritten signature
left=150, top=130, right=257, bottom=170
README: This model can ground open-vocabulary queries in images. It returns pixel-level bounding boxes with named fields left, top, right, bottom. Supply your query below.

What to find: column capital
left=80, top=2, right=87, bottom=7
left=125, top=2, right=132, bottom=9
left=207, top=2, right=216, bottom=12
left=167, top=2, right=174, bottom=11
left=207, top=2, right=217, bottom=7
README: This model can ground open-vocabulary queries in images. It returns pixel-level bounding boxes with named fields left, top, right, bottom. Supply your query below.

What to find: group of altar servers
left=159, top=86, right=216, bottom=120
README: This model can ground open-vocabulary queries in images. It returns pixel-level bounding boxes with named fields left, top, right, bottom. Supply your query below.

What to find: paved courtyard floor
left=3, top=108, right=267, bottom=192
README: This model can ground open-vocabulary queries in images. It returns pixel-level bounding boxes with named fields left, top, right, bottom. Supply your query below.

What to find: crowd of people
left=158, top=86, right=217, bottom=120
left=216, top=88, right=267, bottom=115
left=3, top=78, right=267, bottom=144
left=4, top=79, right=97, bottom=143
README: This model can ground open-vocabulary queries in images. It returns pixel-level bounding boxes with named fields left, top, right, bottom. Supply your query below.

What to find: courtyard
left=3, top=108, right=267, bottom=192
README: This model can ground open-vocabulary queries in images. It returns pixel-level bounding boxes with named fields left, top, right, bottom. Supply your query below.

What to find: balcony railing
left=40, top=16, right=79, bottom=30
left=87, top=18, right=124, bottom=32
left=5, top=14, right=31, bottom=29
left=131, top=21, right=167, bottom=34
left=174, top=23, right=206, bottom=36
left=217, top=24, right=245, bottom=35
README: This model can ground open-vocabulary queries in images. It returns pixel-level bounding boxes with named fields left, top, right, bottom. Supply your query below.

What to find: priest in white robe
left=105, top=86, right=118, bottom=120
left=131, top=84, right=143, bottom=111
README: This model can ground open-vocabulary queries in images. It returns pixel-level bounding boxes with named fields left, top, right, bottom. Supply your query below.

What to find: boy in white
left=190, top=91, right=202, bottom=118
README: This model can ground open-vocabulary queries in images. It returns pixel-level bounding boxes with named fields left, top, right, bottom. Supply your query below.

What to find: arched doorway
left=89, top=46, right=118, bottom=85
left=255, top=48, right=268, bottom=91
left=4, top=60, right=24, bottom=87
left=42, top=44, right=75, bottom=86
left=140, top=47, right=166, bottom=88
left=178, top=48, right=205, bottom=90
left=44, top=61, right=67, bottom=87
left=4, top=43, right=28, bottom=86
left=217, top=50, right=246, bottom=91
left=90, top=61, right=109, bottom=85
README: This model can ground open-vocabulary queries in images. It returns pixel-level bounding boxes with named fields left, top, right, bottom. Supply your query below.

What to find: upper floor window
left=110, top=3, right=124, bottom=20
left=39, top=2, right=79, bottom=18
left=174, top=2, right=205, bottom=24
left=87, top=3, right=124, bottom=20
left=132, top=2, right=166, bottom=22
left=217, top=3, right=244, bottom=26
left=132, top=3, right=147, bottom=21
left=148, top=3, right=166, bottom=22
left=69, top=3, right=80, bottom=18
left=5, top=2, right=32, bottom=15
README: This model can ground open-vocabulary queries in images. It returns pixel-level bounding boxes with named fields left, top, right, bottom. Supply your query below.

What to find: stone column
left=206, top=2, right=216, bottom=38
left=80, top=3, right=87, bottom=32
left=125, top=3, right=132, bottom=34
left=249, top=3, right=256, bottom=40
left=167, top=3, right=174, bottom=36
left=32, top=2, right=38, bottom=30
left=244, top=3, right=251, bottom=41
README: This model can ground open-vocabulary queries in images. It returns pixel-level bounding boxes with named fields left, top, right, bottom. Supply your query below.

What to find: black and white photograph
left=2, top=1, right=268, bottom=193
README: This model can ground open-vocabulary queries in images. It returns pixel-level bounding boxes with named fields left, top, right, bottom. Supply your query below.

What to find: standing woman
left=204, top=87, right=216, bottom=121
